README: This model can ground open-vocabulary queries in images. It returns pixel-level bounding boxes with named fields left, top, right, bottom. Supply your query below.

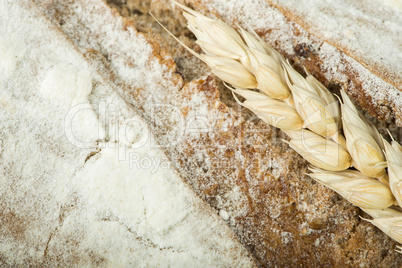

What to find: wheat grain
left=309, top=167, right=395, bottom=209
left=283, top=129, right=351, bottom=171
left=175, top=2, right=250, bottom=67
left=237, top=26, right=290, bottom=100
left=231, top=88, right=303, bottom=130
left=283, top=61, right=341, bottom=138
left=200, top=55, right=257, bottom=88
left=340, top=90, right=387, bottom=180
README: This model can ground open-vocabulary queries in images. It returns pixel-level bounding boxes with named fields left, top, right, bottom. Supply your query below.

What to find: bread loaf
left=1, top=0, right=401, bottom=266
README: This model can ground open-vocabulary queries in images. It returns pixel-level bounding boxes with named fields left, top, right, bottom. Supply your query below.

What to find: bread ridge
left=265, top=0, right=402, bottom=92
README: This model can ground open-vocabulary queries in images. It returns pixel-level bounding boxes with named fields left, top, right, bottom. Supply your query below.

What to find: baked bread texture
left=1, top=0, right=401, bottom=266
left=0, top=1, right=255, bottom=267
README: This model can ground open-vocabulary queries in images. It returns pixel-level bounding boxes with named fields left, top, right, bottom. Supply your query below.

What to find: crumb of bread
left=39, top=63, right=93, bottom=106
left=0, top=38, right=23, bottom=78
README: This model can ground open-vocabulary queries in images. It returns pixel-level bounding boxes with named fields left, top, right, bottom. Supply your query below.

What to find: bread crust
left=33, top=0, right=402, bottom=266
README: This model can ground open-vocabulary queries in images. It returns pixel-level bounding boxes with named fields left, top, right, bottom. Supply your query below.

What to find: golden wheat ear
left=157, top=3, right=402, bottom=253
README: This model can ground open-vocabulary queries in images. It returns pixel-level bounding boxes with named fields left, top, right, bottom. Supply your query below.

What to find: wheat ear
left=156, top=2, right=402, bottom=250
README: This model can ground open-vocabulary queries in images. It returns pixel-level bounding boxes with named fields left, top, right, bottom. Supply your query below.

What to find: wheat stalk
left=154, top=2, right=402, bottom=251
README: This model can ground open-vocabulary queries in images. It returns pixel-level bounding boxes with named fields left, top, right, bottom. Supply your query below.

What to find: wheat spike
left=175, top=1, right=250, bottom=67
left=284, top=129, right=351, bottom=171
left=231, top=88, right=303, bottom=130
left=340, top=90, right=387, bottom=179
left=158, top=2, right=402, bottom=253
left=201, top=55, right=257, bottom=88
left=283, top=61, right=341, bottom=139
left=237, top=26, right=290, bottom=100
left=309, top=167, right=395, bottom=209
left=149, top=12, right=257, bottom=89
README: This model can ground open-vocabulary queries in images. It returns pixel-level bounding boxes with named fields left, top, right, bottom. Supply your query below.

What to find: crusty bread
left=266, top=0, right=402, bottom=91
left=104, top=0, right=402, bottom=266
left=2, top=0, right=401, bottom=266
